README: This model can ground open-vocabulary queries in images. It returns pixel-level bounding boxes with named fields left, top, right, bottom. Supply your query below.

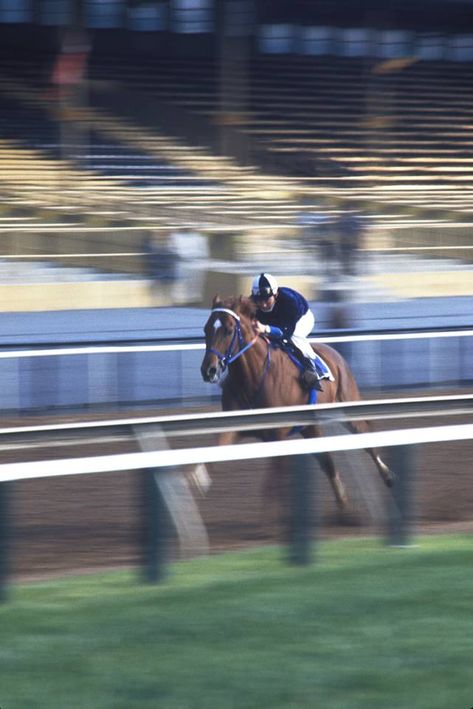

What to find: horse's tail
left=332, top=348, right=378, bottom=439
left=332, top=347, right=395, bottom=487
left=334, top=350, right=362, bottom=404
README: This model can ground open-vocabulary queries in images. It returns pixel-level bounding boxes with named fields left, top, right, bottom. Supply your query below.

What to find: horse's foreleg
left=218, top=430, right=239, bottom=446
left=188, top=430, right=238, bottom=496
left=188, top=462, right=212, bottom=496
left=192, top=430, right=241, bottom=494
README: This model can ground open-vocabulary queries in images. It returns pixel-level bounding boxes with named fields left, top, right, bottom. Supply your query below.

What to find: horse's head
left=201, top=295, right=257, bottom=383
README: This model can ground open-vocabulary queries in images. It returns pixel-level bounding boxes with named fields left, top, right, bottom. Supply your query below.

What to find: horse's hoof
left=326, top=508, right=363, bottom=527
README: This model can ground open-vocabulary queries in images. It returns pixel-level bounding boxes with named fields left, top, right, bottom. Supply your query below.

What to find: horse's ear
left=239, top=295, right=256, bottom=318
left=212, top=293, right=222, bottom=307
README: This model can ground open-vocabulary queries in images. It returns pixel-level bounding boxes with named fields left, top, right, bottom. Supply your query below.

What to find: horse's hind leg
left=370, top=448, right=395, bottom=487
left=302, top=426, right=348, bottom=510
left=315, top=451, right=349, bottom=511
left=345, top=418, right=395, bottom=488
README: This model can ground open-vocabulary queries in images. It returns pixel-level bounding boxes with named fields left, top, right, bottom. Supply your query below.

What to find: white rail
left=2, top=246, right=473, bottom=258
left=1, top=422, right=472, bottom=484
left=1, top=393, right=472, bottom=436
left=0, top=329, right=471, bottom=359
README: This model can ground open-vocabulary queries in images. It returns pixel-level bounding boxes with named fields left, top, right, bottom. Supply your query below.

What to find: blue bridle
left=207, top=307, right=257, bottom=370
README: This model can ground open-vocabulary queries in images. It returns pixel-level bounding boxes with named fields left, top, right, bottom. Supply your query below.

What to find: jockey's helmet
left=251, top=273, right=278, bottom=299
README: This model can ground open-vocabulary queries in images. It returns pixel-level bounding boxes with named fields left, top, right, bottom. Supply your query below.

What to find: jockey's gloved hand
left=253, top=321, right=268, bottom=335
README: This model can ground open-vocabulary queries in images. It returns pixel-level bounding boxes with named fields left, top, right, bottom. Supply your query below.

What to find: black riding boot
left=300, top=358, right=323, bottom=391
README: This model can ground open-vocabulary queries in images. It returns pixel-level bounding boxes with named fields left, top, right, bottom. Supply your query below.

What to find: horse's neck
left=228, top=336, right=270, bottom=405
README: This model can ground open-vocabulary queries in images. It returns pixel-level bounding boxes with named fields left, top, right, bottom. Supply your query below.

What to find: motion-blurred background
left=0, top=0, right=472, bottom=577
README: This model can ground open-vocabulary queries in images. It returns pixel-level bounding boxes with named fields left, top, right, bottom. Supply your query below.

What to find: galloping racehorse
left=201, top=294, right=394, bottom=511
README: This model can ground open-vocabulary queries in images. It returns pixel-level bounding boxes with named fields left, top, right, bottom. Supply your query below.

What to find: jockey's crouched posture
left=250, top=273, right=334, bottom=391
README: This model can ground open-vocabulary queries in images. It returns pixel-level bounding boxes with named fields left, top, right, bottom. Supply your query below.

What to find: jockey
left=250, top=273, right=333, bottom=390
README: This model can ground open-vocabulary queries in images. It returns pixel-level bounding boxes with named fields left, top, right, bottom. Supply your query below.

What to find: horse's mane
left=212, top=294, right=257, bottom=320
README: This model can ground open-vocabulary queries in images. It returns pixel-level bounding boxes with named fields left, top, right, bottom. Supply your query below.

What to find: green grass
left=1, top=535, right=473, bottom=709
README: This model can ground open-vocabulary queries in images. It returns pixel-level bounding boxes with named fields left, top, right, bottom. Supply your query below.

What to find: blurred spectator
left=297, top=209, right=338, bottom=276
left=336, top=207, right=364, bottom=277
left=142, top=232, right=179, bottom=303
left=169, top=227, right=210, bottom=304
left=51, top=29, right=90, bottom=102
left=326, top=286, right=356, bottom=366
left=50, top=28, right=90, bottom=169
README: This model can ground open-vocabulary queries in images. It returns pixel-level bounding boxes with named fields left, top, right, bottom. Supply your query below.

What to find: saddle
left=273, top=340, right=333, bottom=391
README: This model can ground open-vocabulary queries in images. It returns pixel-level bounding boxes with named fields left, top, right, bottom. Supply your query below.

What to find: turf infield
left=1, top=535, right=472, bottom=709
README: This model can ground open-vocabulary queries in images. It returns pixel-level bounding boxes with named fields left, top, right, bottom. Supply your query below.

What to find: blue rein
left=207, top=306, right=316, bottom=413
left=207, top=307, right=257, bottom=369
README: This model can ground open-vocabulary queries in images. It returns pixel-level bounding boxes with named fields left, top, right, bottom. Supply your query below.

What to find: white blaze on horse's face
left=201, top=306, right=246, bottom=384
left=208, top=316, right=231, bottom=383
left=201, top=314, right=230, bottom=383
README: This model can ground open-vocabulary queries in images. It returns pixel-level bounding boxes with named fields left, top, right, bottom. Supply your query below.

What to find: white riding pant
left=291, top=309, right=315, bottom=361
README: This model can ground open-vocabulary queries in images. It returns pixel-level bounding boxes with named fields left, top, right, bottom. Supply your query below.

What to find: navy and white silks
left=256, top=286, right=316, bottom=362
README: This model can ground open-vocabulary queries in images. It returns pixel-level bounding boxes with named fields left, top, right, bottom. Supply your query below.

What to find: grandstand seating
left=0, top=64, right=302, bottom=243
left=3, top=53, right=473, bottom=219
left=0, top=51, right=472, bottom=308
left=102, top=55, right=473, bottom=215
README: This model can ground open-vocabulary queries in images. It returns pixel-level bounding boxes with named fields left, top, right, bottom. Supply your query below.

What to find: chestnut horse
left=200, top=295, right=394, bottom=511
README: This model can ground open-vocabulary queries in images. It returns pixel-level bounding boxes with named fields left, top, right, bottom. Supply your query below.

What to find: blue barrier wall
left=0, top=297, right=471, bottom=412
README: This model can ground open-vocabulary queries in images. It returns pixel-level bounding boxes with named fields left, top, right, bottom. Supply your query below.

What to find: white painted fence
left=0, top=328, right=471, bottom=359
left=0, top=405, right=471, bottom=483
left=0, top=397, right=471, bottom=595
left=0, top=422, right=472, bottom=483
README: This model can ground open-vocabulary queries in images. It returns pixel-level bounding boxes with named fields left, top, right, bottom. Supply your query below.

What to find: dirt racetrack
left=5, top=388, right=473, bottom=579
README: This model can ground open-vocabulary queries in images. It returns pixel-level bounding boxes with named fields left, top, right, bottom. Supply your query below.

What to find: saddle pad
left=289, top=387, right=317, bottom=437
left=274, top=341, right=334, bottom=381
left=313, top=352, right=335, bottom=381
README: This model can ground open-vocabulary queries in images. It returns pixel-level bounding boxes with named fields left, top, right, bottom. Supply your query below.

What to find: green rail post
left=386, top=444, right=417, bottom=547
left=0, top=482, right=10, bottom=601
left=141, top=469, right=170, bottom=583
left=288, top=454, right=315, bottom=565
